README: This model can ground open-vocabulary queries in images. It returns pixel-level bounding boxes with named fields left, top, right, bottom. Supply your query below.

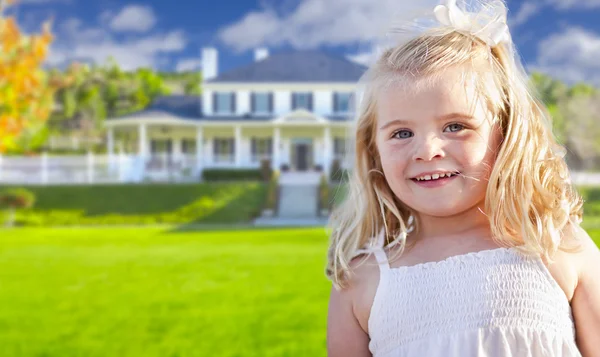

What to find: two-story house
left=104, top=47, right=366, bottom=181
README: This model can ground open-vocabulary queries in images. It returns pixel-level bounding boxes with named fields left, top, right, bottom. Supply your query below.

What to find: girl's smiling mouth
left=410, top=171, right=460, bottom=187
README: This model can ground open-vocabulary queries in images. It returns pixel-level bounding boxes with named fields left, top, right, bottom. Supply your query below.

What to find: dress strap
left=372, top=229, right=390, bottom=271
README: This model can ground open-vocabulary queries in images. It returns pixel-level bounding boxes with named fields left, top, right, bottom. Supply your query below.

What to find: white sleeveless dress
left=365, top=232, right=581, bottom=356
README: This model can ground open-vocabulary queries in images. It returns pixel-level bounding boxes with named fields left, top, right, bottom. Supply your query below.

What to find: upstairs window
left=333, top=92, right=352, bottom=113
left=213, top=92, right=235, bottom=114
left=292, top=92, right=313, bottom=111
left=251, top=93, right=273, bottom=114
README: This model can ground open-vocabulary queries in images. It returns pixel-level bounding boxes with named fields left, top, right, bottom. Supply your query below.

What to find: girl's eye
left=392, top=130, right=413, bottom=139
left=445, top=123, right=464, bottom=133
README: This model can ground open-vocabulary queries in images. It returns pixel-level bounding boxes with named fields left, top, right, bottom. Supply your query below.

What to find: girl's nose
left=412, top=135, right=445, bottom=162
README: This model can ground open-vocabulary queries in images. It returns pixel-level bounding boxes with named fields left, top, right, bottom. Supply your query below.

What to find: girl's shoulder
left=344, top=252, right=382, bottom=334
left=545, top=222, right=598, bottom=302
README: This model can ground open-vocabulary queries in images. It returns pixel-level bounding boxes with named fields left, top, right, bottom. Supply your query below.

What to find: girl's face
left=375, top=67, right=503, bottom=218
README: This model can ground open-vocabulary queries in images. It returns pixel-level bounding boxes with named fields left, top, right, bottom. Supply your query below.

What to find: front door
left=296, top=143, right=309, bottom=171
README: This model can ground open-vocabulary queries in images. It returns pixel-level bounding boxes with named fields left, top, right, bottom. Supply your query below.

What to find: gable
left=273, top=109, right=326, bottom=124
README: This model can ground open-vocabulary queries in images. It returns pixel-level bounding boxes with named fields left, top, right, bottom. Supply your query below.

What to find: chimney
left=254, top=48, right=269, bottom=62
left=202, top=47, right=218, bottom=81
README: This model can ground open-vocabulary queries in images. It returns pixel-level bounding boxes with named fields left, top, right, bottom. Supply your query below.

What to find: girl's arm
left=570, top=225, right=600, bottom=356
left=327, top=285, right=372, bottom=357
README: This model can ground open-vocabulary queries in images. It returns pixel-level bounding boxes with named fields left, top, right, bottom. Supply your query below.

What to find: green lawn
left=0, top=227, right=331, bottom=357
left=0, top=227, right=598, bottom=357
left=3, top=183, right=268, bottom=226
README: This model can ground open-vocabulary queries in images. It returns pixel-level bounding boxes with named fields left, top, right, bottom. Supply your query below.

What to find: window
left=334, top=92, right=352, bottom=113
left=334, top=138, right=347, bottom=158
left=252, top=93, right=272, bottom=114
left=150, top=139, right=172, bottom=154
left=251, top=138, right=272, bottom=161
left=213, top=92, right=235, bottom=114
left=292, top=92, right=313, bottom=110
left=181, top=139, right=196, bottom=154
left=213, top=138, right=235, bottom=162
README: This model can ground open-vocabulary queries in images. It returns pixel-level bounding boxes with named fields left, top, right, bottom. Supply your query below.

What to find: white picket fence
left=1, top=153, right=600, bottom=186
left=0, top=153, right=201, bottom=185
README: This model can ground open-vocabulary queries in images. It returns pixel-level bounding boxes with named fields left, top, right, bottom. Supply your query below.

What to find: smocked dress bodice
left=366, top=232, right=581, bottom=356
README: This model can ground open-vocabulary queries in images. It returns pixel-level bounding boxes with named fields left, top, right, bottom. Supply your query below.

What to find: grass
left=0, top=226, right=598, bottom=357
left=0, top=227, right=331, bottom=357
left=1, top=183, right=268, bottom=226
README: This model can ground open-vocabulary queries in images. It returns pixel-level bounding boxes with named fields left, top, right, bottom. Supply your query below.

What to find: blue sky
left=11, top=0, right=600, bottom=85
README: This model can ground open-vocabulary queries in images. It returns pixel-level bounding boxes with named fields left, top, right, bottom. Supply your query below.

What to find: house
left=104, top=48, right=367, bottom=181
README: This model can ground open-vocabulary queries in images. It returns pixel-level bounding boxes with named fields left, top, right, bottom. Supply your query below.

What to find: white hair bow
left=433, top=0, right=510, bottom=47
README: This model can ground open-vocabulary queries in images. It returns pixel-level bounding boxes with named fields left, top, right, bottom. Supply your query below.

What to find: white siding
left=281, top=138, right=291, bottom=167
left=202, top=90, right=213, bottom=116
left=236, top=91, right=250, bottom=116
left=275, top=90, right=291, bottom=115
left=314, top=137, right=323, bottom=165
left=314, top=90, right=332, bottom=116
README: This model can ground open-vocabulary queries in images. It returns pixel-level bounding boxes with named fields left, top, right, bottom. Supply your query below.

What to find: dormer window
left=251, top=92, right=273, bottom=114
left=213, top=92, right=235, bottom=114
left=292, top=92, right=313, bottom=111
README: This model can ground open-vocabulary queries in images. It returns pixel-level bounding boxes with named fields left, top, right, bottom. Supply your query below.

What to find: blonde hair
left=325, top=27, right=584, bottom=290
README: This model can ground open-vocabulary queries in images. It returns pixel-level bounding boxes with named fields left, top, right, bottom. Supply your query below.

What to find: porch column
left=138, top=123, right=148, bottom=180
left=172, top=137, right=182, bottom=162
left=323, top=126, right=332, bottom=177
left=196, top=126, right=203, bottom=174
left=138, top=123, right=147, bottom=158
left=107, top=127, right=115, bottom=170
left=273, top=127, right=281, bottom=171
left=235, top=125, right=242, bottom=167
left=107, top=127, right=114, bottom=156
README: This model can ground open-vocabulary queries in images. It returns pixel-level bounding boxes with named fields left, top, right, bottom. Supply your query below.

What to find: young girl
left=326, top=0, right=600, bottom=356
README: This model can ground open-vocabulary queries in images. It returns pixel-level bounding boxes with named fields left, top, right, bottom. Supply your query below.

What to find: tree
left=0, top=0, right=57, bottom=152
left=529, top=72, right=569, bottom=143
left=559, top=92, right=600, bottom=169
left=184, top=74, right=202, bottom=95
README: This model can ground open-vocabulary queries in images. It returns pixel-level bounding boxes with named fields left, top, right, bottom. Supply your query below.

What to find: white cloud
left=346, top=52, right=372, bottom=66
left=17, top=0, right=70, bottom=3
left=47, top=12, right=186, bottom=71
left=546, top=0, right=600, bottom=9
left=109, top=5, right=156, bottom=33
left=48, top=31, right=186, bottom=71
left=176, top=58, right=202, bottom=72
left=534, top=27, right=600, bottom=85
left=218, top=0, right=600, bottom=54
left=218, top=0, right=440, bottom=52
left=510, top=1, right=541, bottom=27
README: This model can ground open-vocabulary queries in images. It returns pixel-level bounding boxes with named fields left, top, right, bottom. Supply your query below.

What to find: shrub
left=330, top=160, right=350, bottom=182
left=319, top=174, right=330, bottom=211
left=265, top=170, right=280, bottom=211
left=202, top=169, right=263, bottom=181
left=0, top=188, right=36, bottom=227
left=259, top=159, right=272, bottom=182
left=1, top=183, right=268, bottom=227
left=0, top=188, right=36, bottom=210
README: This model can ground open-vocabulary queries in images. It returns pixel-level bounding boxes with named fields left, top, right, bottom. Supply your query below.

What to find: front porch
left=104, top=113, right=351, bottom=182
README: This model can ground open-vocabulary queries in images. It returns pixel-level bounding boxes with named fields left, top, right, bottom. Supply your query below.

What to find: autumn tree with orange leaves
left=0, top=0, right=60, bottom=152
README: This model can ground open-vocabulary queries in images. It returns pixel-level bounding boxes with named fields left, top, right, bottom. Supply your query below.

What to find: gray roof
left=207, top=50, right=367, bottom=83
left=109, top=95, right=202, bottom=121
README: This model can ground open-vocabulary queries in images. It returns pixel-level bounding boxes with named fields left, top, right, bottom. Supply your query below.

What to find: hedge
left=202, top=169, right=266, bottom=182
left=0, top=183, right=268, bottom=226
